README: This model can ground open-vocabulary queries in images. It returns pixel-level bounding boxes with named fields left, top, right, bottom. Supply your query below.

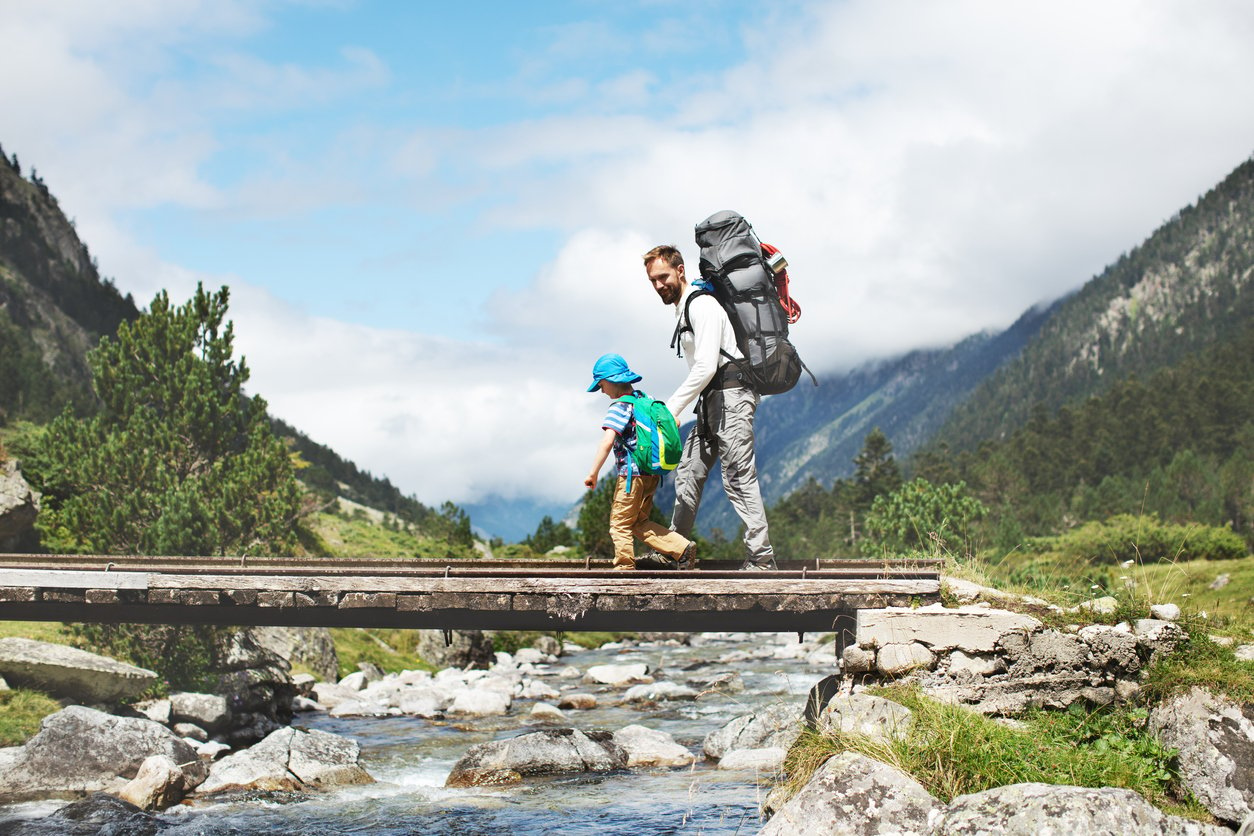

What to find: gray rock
left=940, top=782, right=1232, bottom=835
left=1238, top=812, right=1253, bottom=836
left=0, top=637, right=157, bottom=703
left=584, top=663, right=650, bottom=687
left=876, top=642, right=935, bottom=675
left=761, top=751, right=942, bottom=835
left=528, top=702, right=567, bottom=724
left=704, top=703, right=803, bottom=760
left=0, top=705, right=206, bottom=803
left=531, top=635, right=563, bottom=657
left=1150, top=687, right=1254, bottom=824
left=1210, top=574, right=1232, bottom=591
left=816, top=694, right=912, bottom=744
left=0, top=459, right=39, bottom=550
left=133, top=698, right=172, bottom=725
left=117, top=755, right=186, bottom=811
left=1003, top=630, right=1090, bottom=675
left=0, top=674, right=8, bottom=691
left=716, top=747, right=786, bottom=772
left=1151, top=603, right=1183, bottom=622
left=338, top=670, right=368, bottom=691
left=685, top=671, right=745, bottom=694
left=842, top=645, right=876, bottom=673
left=170, top=692, right=230, bottom=733
left=612, top=724, right=694, bottom=768
left=448, top=689, right=511, bottom=716
left=557, top=693, right=597, bottom=710
left=623, top=681, right=698, bottom=702
left=445, top=728, right=627, bottom=787
left=1235, top=645, right=1254, bottom=663
left=197, top=727, right=374, bottom=794
left=171, top=722, right=208, bottom=742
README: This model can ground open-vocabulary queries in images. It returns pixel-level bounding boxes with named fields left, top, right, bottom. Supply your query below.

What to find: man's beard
left=657, top=285, right=679, bottom=305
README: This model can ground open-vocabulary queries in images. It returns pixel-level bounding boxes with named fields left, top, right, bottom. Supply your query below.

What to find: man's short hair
left=642, top=245, right=684, bottom=269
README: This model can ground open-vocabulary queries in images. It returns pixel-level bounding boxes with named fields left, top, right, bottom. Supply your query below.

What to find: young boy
left=583, top=353, right=696, bottom=571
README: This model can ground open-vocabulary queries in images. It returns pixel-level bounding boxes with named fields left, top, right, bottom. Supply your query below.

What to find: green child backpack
left=614, top=393, right=682, bottom=493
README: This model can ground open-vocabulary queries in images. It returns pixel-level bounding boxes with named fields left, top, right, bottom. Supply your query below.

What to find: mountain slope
left=0, top=148, right=139, bottom=421
left=935, top=154, right=1254, bottom=450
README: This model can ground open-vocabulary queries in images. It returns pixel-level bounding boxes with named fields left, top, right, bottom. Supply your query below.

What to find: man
left=643, top=244, right=778, bottom=571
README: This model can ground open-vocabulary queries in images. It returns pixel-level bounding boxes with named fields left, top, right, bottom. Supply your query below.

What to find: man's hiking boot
left=677, top=542, right=698, bottom=571
left=739, top=558, right=778, bottom=571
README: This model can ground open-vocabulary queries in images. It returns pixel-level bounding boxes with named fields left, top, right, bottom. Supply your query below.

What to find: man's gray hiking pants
left=670, top=385, right=775, bottom=565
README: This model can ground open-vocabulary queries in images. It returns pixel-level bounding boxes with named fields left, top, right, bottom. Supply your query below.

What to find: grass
left=308, top=510, right=446, bottom=559
left=1139, top=627, right=1254, bottom=705
left=0, top=689, right=61, bottom=746
left=782, top=686, right=1213, bottom=821
left=0, top=621, right=73, bottom=643
left=328, top=628, right=434, bottom=679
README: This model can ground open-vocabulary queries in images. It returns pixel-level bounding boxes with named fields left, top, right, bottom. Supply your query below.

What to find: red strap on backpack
left=761, top=242, right=801, bottom=324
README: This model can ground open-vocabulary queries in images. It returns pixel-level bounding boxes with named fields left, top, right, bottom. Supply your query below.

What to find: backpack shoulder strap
left=670, top=288, right=712, bottom=357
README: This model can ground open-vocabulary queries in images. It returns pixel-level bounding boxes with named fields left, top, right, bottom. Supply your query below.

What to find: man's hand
left=583, top=473, right=598, bottom=489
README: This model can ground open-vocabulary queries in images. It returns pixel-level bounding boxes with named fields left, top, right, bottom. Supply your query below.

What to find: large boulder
left=0, top=705, right=206, bottom=803
left=761, top=752, right=942, bottom=835
left=250, top=626, right=339, bottom=683
left=703, top=703, right=803, bottom=761
left=445, top=728, right=627, bottom=788
left=0, top=459, right=39, bottom=551
left=196, top=727, right=374, bottom=795
left=0, top=637, right=158, bottom=703
left=1150, top=687, right=1254, bottom=825
left=169, top=692, right=230, bottom=734
left=940, top=782, right=1232, bottom=835
left=815, top=693, right=912, bottom=744
left=209, top=629, right=296, bottom=747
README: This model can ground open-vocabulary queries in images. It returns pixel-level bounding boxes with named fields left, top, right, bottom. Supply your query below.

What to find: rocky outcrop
left=0, top=637, right=157, bottom=703
left=0, top=705, right=206, bottom=803
left=842, top=604, right=1180, bottom=715
left=250, top=627, right=339, bottom=683
left=0, top=460, right=39, bottom=550
left=415, top=629, right=494, bottom=669
left=1150, top=687, right=1254, bottom=825
left=195, top=727, right=373, bottom=795
left=445, top=728, right=627, bottom=787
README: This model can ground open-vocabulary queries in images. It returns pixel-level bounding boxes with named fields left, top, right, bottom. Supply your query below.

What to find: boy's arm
left=584, top=428, right=618, bottom=489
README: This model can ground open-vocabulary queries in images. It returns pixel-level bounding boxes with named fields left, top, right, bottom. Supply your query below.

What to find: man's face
left=646, top=257, right=685, bottom=306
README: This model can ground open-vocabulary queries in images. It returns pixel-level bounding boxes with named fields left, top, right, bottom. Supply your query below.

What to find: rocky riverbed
left=0, top=630, right=834, bottom=834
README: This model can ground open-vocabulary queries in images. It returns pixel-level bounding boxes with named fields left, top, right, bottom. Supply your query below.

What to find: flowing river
left=1, top=631, right=833, bottom=835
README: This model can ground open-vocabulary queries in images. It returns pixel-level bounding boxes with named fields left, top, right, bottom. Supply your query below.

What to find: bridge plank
left=142, top=572, right=938, bottom=596
left=0, top=568, right=149, bottom=590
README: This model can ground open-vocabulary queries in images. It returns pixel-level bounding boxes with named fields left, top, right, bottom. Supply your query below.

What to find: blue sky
left=3, top=0, right=1254, bottom=523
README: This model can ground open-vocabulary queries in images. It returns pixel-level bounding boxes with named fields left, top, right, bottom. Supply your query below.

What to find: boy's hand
left=583, top=473, right=597, bottom=489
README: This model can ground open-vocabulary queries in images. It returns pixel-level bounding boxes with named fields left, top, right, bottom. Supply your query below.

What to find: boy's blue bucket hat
left=587, top=353, right=642, bottom=392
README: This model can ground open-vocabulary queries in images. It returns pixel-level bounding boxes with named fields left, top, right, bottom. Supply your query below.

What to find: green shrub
left=1023, top=514, right=1247, bottom=564
left=861, top=478, right=987, bottom=557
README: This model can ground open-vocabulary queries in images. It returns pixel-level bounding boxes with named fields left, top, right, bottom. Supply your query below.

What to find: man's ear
left=676, top=262, right=686, bottom=282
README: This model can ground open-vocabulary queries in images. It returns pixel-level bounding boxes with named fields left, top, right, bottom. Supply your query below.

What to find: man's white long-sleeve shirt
left=666, top=285, right=742, bottom=420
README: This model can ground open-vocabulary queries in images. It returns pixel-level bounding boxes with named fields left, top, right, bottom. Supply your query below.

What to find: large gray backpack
left=682, top=210, right=814, bottom=395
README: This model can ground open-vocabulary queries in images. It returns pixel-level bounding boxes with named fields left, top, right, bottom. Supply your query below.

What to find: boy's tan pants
left=609, top=474, right=690, bottom=569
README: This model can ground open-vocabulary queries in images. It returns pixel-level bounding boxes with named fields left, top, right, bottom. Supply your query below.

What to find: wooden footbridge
left=0, top=555, right=940, bottom=635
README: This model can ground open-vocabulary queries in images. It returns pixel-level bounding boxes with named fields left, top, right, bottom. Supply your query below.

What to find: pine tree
left=852, top=428, right=902, bottom=511
left=31, top=284, right=301, bottom=556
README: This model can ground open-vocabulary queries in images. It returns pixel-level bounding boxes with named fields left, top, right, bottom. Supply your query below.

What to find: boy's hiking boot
left=677, top=543, right=698, bottom=570
left=635, top=551, right=676, bottom=570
